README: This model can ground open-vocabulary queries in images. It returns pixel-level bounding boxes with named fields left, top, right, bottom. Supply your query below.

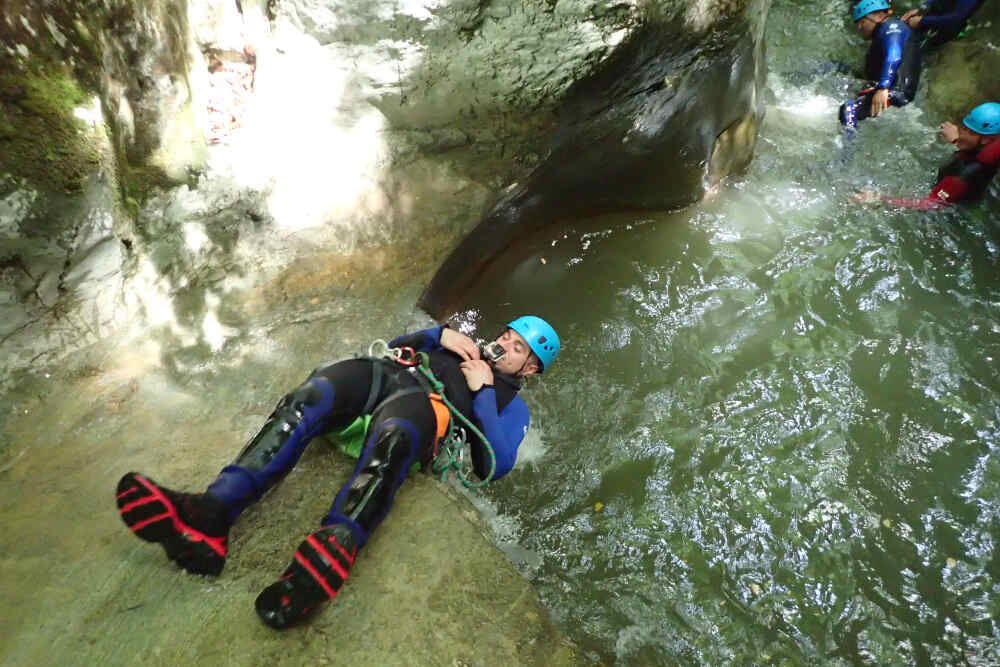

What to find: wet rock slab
left=0, top=343, right=575, bottom=666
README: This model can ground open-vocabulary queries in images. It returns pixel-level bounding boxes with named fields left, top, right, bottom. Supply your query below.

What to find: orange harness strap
left=428, top=393, right=451, bottom=445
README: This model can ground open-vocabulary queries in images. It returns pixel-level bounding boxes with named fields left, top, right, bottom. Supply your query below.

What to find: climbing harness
left=361, top=339, right=498, bottom=488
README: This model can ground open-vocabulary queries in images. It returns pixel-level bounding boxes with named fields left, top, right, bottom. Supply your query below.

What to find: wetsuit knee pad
left=206, top=378, right=337, bottom=520
left=234, top=377, right=336, bottom=472
left=367, top=423, right=418, bottom=469
left=345, top=423, right=418, bottom=502
left=325, top=419, right=422, bottom=544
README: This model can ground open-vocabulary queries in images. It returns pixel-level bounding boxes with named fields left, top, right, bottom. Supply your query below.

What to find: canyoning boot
left=254, top=523, right=360, bottom=629
left=254, top=420, right=419, bottom=629
left=116, top=472, right=230, bottom=576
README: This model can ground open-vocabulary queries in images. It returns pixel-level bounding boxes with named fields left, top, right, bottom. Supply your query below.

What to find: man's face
left=955, top=124, right=987, bottom=151
left=491, top=329, right=540, bottom=377
left=856, top=15, right=878, bottom=40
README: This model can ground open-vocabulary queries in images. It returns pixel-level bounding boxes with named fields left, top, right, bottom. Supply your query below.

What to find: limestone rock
left=0, top=0, right=770, bottom=384
left=419, top=1, right=771, bottom=315
left=923, top=3, right=1000, bottom=123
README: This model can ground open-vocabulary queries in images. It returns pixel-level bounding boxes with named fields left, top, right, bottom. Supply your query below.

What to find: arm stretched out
left=880, top=176, right=970, bottom=209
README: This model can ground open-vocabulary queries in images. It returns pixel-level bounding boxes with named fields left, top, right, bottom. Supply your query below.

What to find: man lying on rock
left=855, top=102, right=1000, bottom=208
left=115, top=315, right=560, bottom=629
left=840, top=0, right=922, bottom=131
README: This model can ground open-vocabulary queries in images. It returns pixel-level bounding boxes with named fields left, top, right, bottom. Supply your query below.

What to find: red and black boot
left=254, top=523, right=359, bottom=629
left=116, top=472, right=231, bottom=576
left=254, top=420, right=416, bottom=628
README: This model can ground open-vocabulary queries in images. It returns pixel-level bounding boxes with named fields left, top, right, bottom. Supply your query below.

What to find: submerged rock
left=419, top=2, right=770, bottom=316
left=0, top=332, right=578, bottom=664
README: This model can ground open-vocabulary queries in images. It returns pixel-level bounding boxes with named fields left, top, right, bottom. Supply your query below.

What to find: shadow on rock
left=420, top=15, right=766, bottom=317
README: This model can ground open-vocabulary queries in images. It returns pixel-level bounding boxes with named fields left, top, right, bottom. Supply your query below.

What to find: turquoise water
left=2, top=1, right=998, bottom=663
left=462, top=2, right=1000, bottom=663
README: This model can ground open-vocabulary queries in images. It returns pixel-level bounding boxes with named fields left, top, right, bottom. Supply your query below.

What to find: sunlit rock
left=0, top=0, right=771, bottom=377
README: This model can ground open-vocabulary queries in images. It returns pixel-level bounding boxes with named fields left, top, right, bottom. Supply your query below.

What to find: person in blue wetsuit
left=901, top=0, right=984, bottom=49
left=114, top=315, right=560, bottom=629
left=840, top=0, right=922, bottom=130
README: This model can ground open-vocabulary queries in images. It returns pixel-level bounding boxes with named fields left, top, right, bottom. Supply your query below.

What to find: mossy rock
left=923, top=22, right=1000, bottom=123
left=120, top=162, right=180, bottom=213
left=0, top=61, right=100, bottom=194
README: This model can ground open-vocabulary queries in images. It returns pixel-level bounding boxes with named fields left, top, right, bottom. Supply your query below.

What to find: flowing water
left=458, top=2, right=1000, bottom=663
left=3, top=1, right=999, bottom=664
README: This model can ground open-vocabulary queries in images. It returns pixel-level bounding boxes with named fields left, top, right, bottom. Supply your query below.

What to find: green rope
left=412, top=351, right=497, bottom=489
left=366, top=340, right=497, bottom=489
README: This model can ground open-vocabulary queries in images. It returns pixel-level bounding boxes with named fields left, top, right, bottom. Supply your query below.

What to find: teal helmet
left=507, top=315, right=560, bottom=372
left=853, top=0, right=890, bottom=21
left=963, top=102, right=1000, bottom=135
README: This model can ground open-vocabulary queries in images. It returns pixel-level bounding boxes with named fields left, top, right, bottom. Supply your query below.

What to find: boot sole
left=255, top=527, right=356, bottom=629
left=116, top=472, right=227, bottom=576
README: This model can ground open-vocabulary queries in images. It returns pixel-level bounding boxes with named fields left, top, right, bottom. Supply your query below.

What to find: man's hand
left=901, top=9, right=920, bottom=21
left=853, top=188, right=882, bottom=205
left=440, top=327, right=481, bottom=361
left=871, top=88, right=890, bottom=117
left=939, top=121, right=959, bottom=144
left=903, top=13, right=923, bottom=29
left=460, top=360, right=494, bottom=392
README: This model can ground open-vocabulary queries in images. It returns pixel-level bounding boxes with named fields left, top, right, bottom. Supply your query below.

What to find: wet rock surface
left=420, top=3, right=770, bottom=316
left=0, top=288, right=575, bottom=665
left=1, top=0, right=769, bottom=380
left=922, top=2, right=1000, bottom=123
left=2, top=0, right=774, bottom=661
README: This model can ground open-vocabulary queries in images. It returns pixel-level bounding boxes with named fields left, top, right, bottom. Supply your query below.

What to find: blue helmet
left=963, top=102, right=1000, bottom=135
left=508, top=315, right=560, bottom=372
left=853, top=0, right=890, bottom=21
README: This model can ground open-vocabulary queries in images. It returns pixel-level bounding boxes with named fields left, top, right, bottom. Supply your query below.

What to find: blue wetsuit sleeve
left=388, top=325, right=446, bottom=352
left=471, top=390, right=530, bottom=481
left=876, top=23, right=906, bottom=89
left=919, top=0, right=979, bottom=31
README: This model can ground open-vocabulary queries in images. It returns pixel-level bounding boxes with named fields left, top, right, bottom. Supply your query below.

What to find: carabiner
left=393, top=346, right=420, bottom=366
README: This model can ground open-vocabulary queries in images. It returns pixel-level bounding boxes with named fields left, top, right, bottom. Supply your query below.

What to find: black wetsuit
left=205, top=325, right=529, bottom=549
left=917, top=0, right=984, bottom=48
left=116, top=325, right=539, bottom=629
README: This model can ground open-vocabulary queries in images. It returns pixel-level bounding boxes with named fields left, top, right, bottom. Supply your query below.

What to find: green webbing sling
left=327, top=414, right=372, bottom=460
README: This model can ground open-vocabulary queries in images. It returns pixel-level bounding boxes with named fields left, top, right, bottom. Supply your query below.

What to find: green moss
left=0, top=1, right=196, bottom=215
left=0, top=62, right=100, bottom=194
left=924, top=33, right=1000, bottom=123
left=119, top=163, right=179, bottom=213
left=0, top=106, right=14, bottom=137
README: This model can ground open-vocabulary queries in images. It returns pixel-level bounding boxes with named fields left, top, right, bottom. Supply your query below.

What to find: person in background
left=901, top=0, right=985, bottom=49
left=840, top=0, right=922, bottom=131
left=855, top=102, right=1000, bottom=208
